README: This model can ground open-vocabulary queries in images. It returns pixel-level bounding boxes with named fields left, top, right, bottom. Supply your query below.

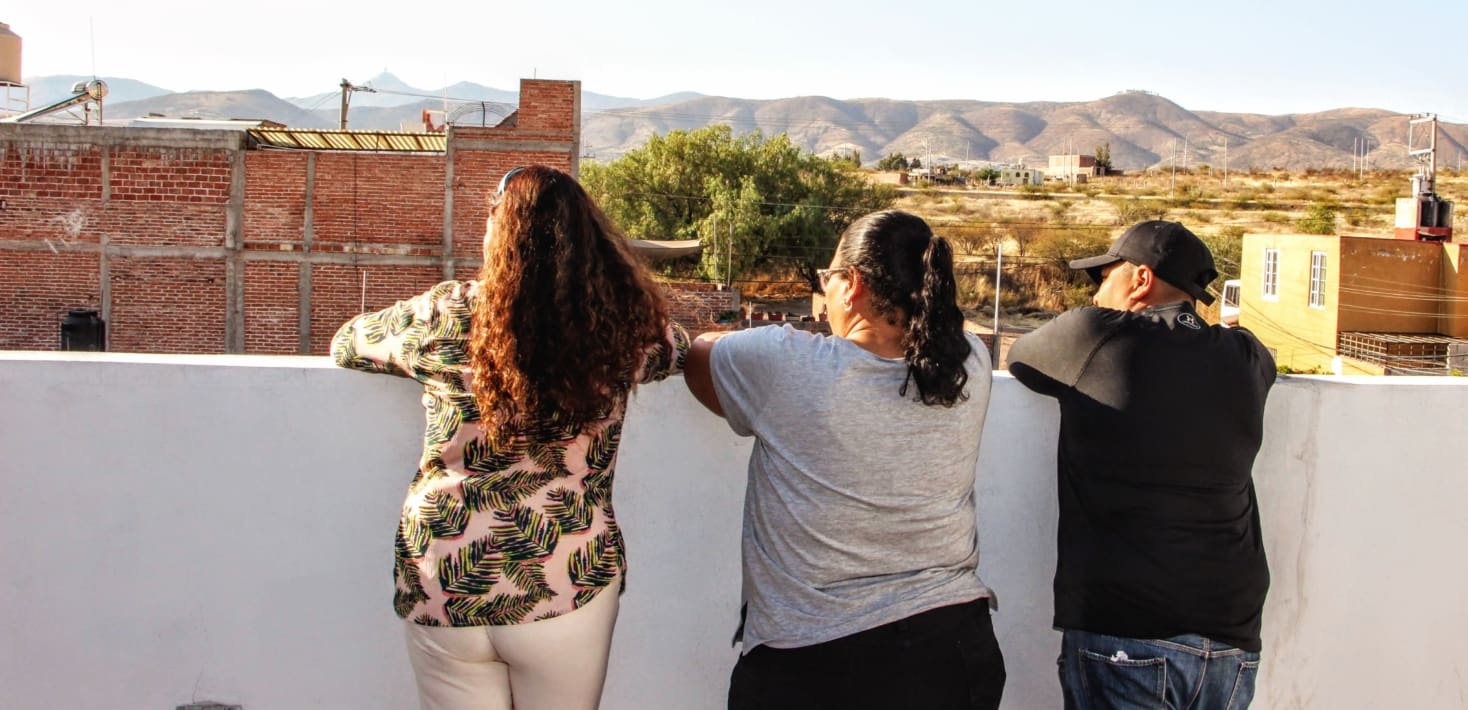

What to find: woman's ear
left=843, top=269, right=865, bottom=305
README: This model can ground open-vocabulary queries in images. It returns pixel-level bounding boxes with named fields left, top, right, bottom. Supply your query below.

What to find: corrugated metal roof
left=628, top=239, right=702, bottom=260
left=247, top=128, right=446, bottom=152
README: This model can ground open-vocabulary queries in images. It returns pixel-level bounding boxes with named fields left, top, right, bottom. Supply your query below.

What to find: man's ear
left=1129, top=264, right=1156, bottom=301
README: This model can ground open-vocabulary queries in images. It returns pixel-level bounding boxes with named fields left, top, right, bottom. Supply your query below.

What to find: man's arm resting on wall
left=1006, top=308, right=1108, bottom=397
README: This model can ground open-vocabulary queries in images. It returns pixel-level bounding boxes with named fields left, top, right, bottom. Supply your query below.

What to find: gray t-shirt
left=710, top=324, right=995, bottom=651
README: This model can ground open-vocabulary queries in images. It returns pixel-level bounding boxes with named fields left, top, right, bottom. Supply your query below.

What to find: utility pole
left=991, top=242, right=1003, bottom=366
left=339, top=79, right=352, bottom=130
left=1170, top=139, right=1177, bottom=193
left=338, top=79, right=377, bottom=130
left=1069, top=137, right=1075, bottom=184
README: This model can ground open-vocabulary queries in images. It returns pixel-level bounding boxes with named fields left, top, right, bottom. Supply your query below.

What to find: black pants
left=728, top=598, right=1006, bottom=710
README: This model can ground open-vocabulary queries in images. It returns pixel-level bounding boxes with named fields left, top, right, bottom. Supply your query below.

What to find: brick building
left=0, top=78, right=736, bottom=353
left=1046, top=154, right=1099, bottom=181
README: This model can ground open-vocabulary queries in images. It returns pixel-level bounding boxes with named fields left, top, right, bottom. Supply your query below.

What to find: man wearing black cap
left=1007, top=220, right=1276, bottom=709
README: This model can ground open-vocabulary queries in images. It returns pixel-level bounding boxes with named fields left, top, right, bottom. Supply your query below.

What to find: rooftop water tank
left=60, top=309, right=106, bottom=351
left=0, top=23, right=20, bottom=86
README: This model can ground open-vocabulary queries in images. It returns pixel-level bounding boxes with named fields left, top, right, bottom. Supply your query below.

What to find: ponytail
left=899, top=236, right=971, bottom=406
left=835, top=210, right=972, bottom=406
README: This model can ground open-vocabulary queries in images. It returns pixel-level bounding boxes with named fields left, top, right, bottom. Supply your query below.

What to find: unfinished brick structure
left=1, top=78, right=733, bottom=353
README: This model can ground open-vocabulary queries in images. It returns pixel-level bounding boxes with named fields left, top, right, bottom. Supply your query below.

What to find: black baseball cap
left=1069, top=220, right=1219, bottom=305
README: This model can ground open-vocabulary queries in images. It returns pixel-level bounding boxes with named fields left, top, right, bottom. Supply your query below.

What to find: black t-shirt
left=1007, top=301, right=1276, bottom=652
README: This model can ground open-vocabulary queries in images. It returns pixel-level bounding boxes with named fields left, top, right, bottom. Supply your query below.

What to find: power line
left=354, top=85, right=516, bottom=109
left=1338, top=284, right=1468, bottom=303
left=1337, top=303, right=1468, bottom=318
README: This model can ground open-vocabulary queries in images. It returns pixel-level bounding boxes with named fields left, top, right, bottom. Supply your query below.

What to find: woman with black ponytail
left=685, top=210, right=1004, bottom=709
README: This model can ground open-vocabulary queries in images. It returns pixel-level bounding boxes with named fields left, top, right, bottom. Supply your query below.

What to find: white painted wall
left=0, top=353, right=1465, bottom=709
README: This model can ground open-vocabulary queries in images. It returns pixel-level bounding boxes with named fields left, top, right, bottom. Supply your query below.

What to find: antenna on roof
left=1394, top=114, right=1454, bottom=242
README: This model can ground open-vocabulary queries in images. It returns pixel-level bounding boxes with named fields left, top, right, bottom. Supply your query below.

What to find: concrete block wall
left=3, top=356, right=1467, bottom=709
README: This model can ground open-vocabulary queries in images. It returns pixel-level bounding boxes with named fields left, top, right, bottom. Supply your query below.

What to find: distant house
left=996, top=167, right=1043, bottom=186
left=907, top=166, right=964, bottom=186
left=1238, top=232, right=1468, bottom=374
left=1047, top=154, right=1099, bottom=181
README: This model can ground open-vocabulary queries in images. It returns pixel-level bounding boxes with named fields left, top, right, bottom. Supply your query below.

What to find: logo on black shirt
left=1177, top=312, right=1203, bottom=330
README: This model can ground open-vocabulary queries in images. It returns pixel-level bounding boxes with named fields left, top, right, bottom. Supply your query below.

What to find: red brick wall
left=0, top=251, right=102, bottom=350
left=108, top=257, right=227, bottom=353
left=98, top=201, right=227, bottom=248
left=243, top=152, right=306, bottom=246
left=0, top=143, right=104, bottom=200
left=106, top=147, right=232, bottom=249
left=517, top=80, right=579, bottom=134
left=0, top=142, right=107, bottom=349
left=243, top=261, right=299, bottom=354
left=308, top=264, right=445, bottom=354
left=312, top=153, right=444, bottom=253
left=664, top=281, right=740, bottom=332
left=0, top=143, right=104, bottom=251
left=0, top=80, right=584, bottom=356
left=109, top=147, right=232, bottom=203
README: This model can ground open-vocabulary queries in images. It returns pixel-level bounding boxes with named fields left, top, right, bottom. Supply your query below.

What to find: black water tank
left=60, top=309, right=106, bottom=351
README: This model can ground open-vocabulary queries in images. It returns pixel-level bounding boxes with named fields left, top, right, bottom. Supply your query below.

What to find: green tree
left=580, top=125, right=896, bottom=286
left=975, top=167, right=1000, bottom=185
left=829, top=149, right=862, bottom=170
left=876, top=152, right=910, bottom=171
left=909, top=157, right=922, bottom=169
left=1202, top=226, right=1245, bottom=283
left=1296, top=203, right=1338, bottom=235
left=1094, top=142, right=1113, bottom=175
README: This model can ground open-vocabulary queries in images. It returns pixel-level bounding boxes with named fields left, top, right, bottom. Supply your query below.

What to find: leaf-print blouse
left=331, top=280, right=689, bottom=627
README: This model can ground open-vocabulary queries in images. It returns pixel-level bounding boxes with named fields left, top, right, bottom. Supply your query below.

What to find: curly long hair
left=468, top=166, right=669, bottom=443
left=836, top=210, right=971, bottom=406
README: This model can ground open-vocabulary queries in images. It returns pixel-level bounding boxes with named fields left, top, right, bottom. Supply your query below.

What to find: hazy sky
left=8, top=1, right=1468, bottom=120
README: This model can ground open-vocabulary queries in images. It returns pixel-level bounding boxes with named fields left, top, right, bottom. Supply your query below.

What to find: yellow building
left=1239, top=233, right=1468, bottom=375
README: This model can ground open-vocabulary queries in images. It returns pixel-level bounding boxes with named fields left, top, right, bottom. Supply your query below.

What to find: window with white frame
left=1309, top=251, right=1327, bottom=308
left=1262, top=249, right=1279, bottom=300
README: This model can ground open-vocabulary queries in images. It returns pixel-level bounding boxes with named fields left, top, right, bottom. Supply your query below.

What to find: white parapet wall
left=1, top=352, right=1466, bottom=709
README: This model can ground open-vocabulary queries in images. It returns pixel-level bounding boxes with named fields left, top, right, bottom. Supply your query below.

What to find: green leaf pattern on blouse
left=331, top=280, right=689, bottom=626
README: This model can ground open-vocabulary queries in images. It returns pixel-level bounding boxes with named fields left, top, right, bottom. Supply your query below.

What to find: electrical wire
left=357, top=86, right=515, bottom=110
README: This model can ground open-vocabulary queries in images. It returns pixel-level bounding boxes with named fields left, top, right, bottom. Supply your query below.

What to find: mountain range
left=20, top=72, right=1467, bottom=172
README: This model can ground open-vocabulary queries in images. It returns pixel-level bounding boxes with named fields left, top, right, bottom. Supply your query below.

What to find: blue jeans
left=1058, top=630, right=1260, bottom=710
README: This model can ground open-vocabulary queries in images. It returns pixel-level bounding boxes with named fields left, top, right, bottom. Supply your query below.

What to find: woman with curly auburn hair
left=331, top=165, right=689, bottom=710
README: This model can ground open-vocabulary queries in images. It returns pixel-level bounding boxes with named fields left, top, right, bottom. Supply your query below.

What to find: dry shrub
left=1107, top=196, right=1168, bottom=225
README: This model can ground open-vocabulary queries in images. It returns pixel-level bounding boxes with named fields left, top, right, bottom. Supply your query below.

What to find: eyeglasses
left=496, top=166, right=528, bottom=196
left=816, top=267, right=849, bottom=289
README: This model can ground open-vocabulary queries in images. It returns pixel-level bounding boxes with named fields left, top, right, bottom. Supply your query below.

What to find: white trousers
left=403, top=584, right=620, bottom=710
